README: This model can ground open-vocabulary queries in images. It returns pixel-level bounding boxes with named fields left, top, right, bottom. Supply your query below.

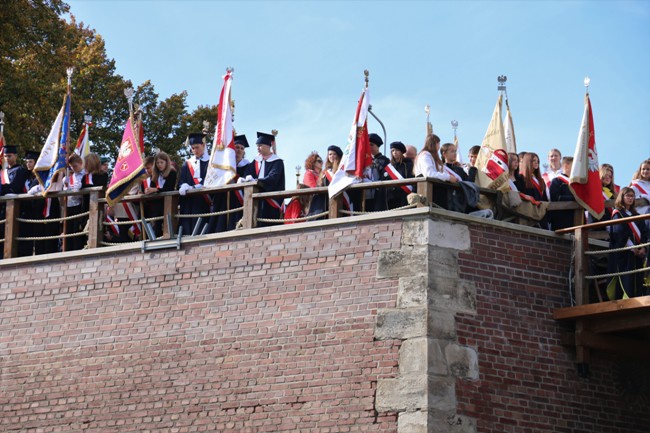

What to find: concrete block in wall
left=427, top=309, right=456, bottom=340
left=398, top=274, right=428, bottom=308
left=376, top=307, right=427, bottom=340
left=427, top=220, right=470, bottom=251
left=402, top=219, right=429, bottom=246
left=377, top=246, right=428, bottom=279
left=398, top=410, right=428, bottom=433
left=445, top=344, right=479, bottom=381
left=376, top=376, right=428, bottom=412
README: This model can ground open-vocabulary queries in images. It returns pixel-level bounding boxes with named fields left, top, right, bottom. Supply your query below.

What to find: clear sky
left=66, top=0, right=650, bottom=189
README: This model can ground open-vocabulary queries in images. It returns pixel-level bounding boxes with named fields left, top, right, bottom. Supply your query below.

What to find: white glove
left=179, top=183, right=191, bottom=196
left=194, top=183, right=203, bottom=190
left=28, top=185, right=43, bottom=195
left=245, top=175, right=254, bottom=182
left=236, top=177, right=246, bottom=184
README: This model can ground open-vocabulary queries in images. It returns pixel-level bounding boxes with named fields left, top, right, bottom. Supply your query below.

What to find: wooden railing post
left=328, top=195, right=341, bottom=219
left=574, top=227, right=589, bottom=306
left=417, top=178, right=433, bottom=208
left=242, top=184, right=258, bottom=229
left=87, top=190, right=100, bottom=249
left=162, top=194, right=178, bottom=239
left=3, top=198, right=19, bottom=259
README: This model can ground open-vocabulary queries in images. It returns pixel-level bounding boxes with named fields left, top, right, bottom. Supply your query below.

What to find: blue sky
left=67, top=0, right=650, bottom=189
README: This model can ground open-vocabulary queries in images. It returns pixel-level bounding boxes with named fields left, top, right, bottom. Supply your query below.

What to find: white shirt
left=414, top=152, right=450, bottom=181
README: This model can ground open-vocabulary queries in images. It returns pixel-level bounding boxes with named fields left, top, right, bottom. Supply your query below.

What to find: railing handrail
left=0, top=186, right=104, bottom=202
left=555, top=199, right=650, bottom=234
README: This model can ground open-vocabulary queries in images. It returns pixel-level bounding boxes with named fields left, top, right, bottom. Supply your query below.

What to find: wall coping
left=0, top=206, right=572, bottom=268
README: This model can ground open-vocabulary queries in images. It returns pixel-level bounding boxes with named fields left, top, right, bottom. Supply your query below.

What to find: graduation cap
left=390, top=141, right=406, bottom=154
left=187, top=132, right=206, bottom=146
left=234, top=134, right=249, bottom=148
left=4, top=145, right=18, bottom=154
left=256, top=132, right=275, bottom=147
left=24, top=150, right=40, bottom=161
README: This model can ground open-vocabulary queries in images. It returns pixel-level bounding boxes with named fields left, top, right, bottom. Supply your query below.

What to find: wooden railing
left=0, top=177, right=620, bottom=259
left=555, top=205, right=650, bottom=306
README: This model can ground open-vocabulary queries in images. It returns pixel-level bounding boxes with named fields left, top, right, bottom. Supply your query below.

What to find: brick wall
left=0, top=221, right=403, bottom=432
left=455, top=222, right=650, bottom=433
left=1, top=211, right=648, bottom=432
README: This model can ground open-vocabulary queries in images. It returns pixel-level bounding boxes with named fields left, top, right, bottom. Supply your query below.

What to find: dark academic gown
left=17, top=172, right=36, bottom=257
left=384, top=159, right=414, bottom=210
left=367, top=153, right=390, bottom=211
left=548, top=174, right=575, bottom=231
left=142, top=170, right=177, bottom=238
left=0, top=165, right=30, bottom=258
left=607, top=208, right=649, bottom=298
left=243, top=155, right=285, bottom=227
left=179, top=156, right=210, bottom=236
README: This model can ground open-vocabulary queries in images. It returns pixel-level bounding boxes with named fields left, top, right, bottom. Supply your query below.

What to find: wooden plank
left=87, top=190, right=100, bottom=249
left=589, top=310, right=650, bottom=334
left=242, top=184, right=257, bottom=229
left=576, top=331, right=650, bottom=360
left=162, top=195, right=176, bottom=239
left=573, top=227, right=588, bottom=306
left=554, top=295, right=650, bottom=320
left=416, top=179, right=433, bottom=208
left=3, top=198, right=19, bottom=259
left=329, top=195, right=341, bottom=219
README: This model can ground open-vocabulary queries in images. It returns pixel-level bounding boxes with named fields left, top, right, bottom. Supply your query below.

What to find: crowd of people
left=0, top=133, right=648, bottom=299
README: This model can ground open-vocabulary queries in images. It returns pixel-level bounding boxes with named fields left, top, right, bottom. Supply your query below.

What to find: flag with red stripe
left=205, top=69, right=236, bottom=187
left=569, top=94, right=604, bottom=219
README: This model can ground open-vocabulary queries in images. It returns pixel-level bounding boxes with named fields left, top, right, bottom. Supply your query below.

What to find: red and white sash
left=43, top=198, right=52, bottom=218
left=612, top=209, right=642, bottom=244
left=254, top=156, right=282, bottom=210
left=556, top=174, right=569, bottom=185
left=385, top=163, right=414, bottom=194
left=631, top=180, right=649, bottom=197
left=532, top=176, right=544, bottom=197
left=121, top=202, right=141, bottom=238
left=104, top=215, right=120, bottom=237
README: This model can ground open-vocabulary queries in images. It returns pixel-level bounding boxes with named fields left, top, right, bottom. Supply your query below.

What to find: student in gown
left=178, top=132, right=211, bottom=236
left=548, top=156, right=575, bottom=231
left=384, top=141, right=414, bottom=209
left=607, top=187, right=649, bottom=298
left=143, top=151, right=177, bottom=237
left=241, top=132, right=285, bottom=227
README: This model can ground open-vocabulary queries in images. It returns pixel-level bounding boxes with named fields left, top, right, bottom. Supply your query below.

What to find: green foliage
left=0, top=0, right=213, bottom=169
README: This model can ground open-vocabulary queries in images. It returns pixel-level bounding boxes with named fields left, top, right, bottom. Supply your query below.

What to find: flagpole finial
left=84, top=114, right=92, bottom=126
left=66, top=67, right=74, bottom=85
left=364, top=70, right=369, bottom=88
left=124, top=87, right=135, bottom=114
left=451, top=120, right=459, bottom=138
left=226, top=67, right=234, bottom=74
left=202, top=120, right=210, bottom=135
left=583, top=76, right=590, bottom=94
left=0, top=111, right=4, bottom=132
left=271, top=129, right=278, bottom=137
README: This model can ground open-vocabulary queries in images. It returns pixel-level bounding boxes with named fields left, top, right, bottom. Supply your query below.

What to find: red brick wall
left=455, top=223, right=650, bottom=433
left=0, top=222, right=402, bottom=432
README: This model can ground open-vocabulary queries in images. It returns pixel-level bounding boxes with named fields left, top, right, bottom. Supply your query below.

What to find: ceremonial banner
left=74, top=122, right=91, bottom=158
left=106, top=116, right=146, bottom=206
left=504, top=101, right=517, bottom=154
left=205, top=70, right=236, bottom=187
left=569, top=94, right=604, bottom=219
left=34, top=91, right=71, bottom=194
left=476, top=94, right=508, bottom=189
left=329, top=87, right=372, bottom=198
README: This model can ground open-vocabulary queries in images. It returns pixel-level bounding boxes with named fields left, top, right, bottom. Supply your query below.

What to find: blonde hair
left=84, top=153, right=101, bottom=175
